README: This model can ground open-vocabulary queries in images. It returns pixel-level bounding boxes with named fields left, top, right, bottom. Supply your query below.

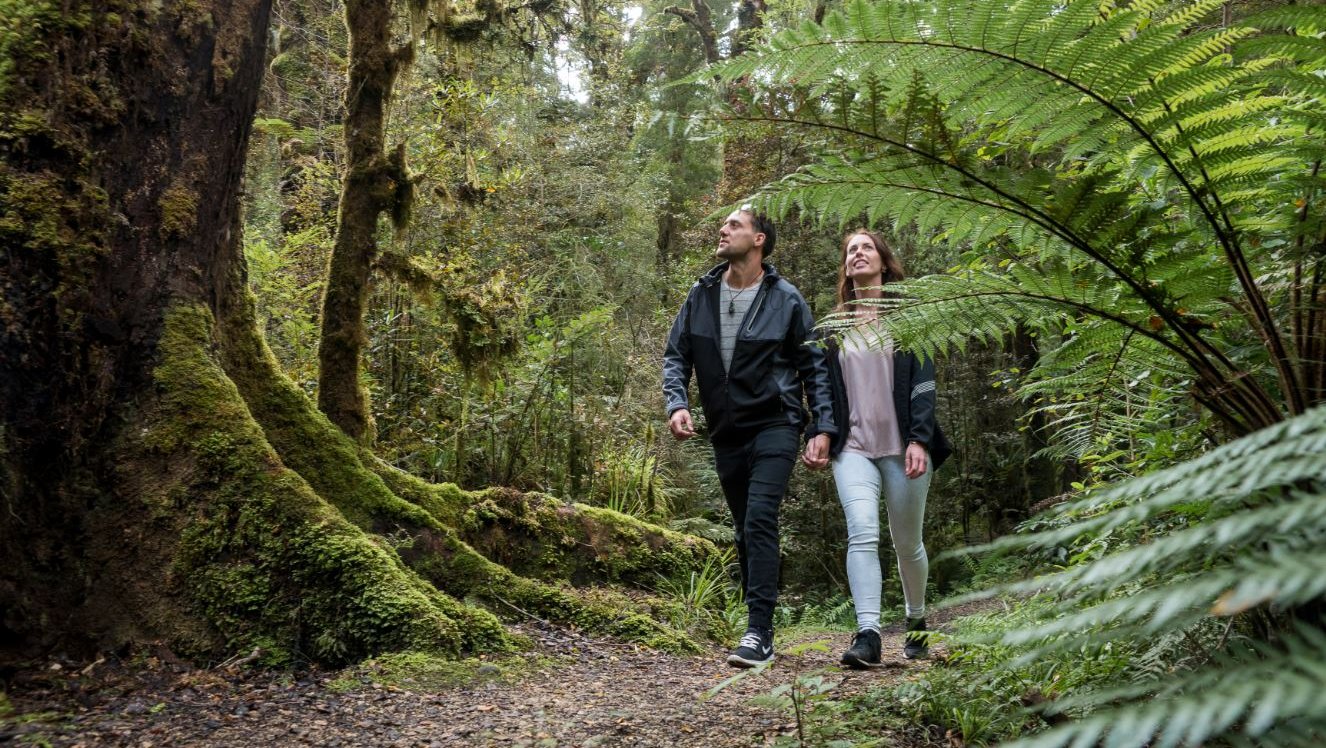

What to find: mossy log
left=0, top=0, right=720, bottom=666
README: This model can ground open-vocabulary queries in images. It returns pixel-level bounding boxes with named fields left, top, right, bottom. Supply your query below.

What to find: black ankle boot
left=840, top=628, right=881, bottom=669
left=903, top=617, right=929, bottom=660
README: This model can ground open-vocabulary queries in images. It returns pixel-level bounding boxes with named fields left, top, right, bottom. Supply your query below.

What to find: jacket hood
left=699, top=261, right=781, bottom=287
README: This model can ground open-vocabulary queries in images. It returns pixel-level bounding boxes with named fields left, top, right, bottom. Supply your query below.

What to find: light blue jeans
left=832, top=452, right=931, bottom=630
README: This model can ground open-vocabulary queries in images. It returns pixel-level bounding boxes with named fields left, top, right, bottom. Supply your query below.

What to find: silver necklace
left=725, top=275, right=762, bottom=315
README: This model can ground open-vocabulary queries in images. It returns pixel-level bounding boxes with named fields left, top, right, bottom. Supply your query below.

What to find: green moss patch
left=217, top=291, right=441, bottom=534
left=0, top=1, right=91, bottom=101
left=459, top=488, right=721, bottom=589
left=158, top=183, right=198, bottom=239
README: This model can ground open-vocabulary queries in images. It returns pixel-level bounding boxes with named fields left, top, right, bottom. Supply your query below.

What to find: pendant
left=729, top=300, right=736, bottom=315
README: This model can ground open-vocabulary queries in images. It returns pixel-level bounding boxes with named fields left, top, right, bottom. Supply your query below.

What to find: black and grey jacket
left=663, top=262, right=837, bottom=445
left=822, top=337, right=953, bottom=469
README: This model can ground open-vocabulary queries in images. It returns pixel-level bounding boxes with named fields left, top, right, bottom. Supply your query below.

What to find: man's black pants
left=712, top=426, right=798, bottom=631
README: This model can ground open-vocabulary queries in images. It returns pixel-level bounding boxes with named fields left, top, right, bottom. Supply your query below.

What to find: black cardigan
left=822, top=339, right=953, bottom=470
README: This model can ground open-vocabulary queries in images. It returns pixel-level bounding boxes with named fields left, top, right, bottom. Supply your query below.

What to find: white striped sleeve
left=911, top=380, right=935, bottom=399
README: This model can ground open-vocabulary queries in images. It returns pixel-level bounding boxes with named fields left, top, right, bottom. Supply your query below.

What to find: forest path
left=3, top=618, right=944, bottom=747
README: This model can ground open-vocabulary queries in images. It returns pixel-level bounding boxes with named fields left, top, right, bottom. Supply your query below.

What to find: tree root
left=118, top=299, right=715, bottom=665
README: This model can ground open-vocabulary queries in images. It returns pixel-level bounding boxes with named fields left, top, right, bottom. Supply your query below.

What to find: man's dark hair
left=739, top=208, right=777, bottom=257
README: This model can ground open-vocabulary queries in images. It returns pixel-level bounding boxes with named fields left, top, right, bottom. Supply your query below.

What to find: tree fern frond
left=971, top=404, right=1326, bottom=555
left=1002, top=625, right=1326, bottom=748
left=1236, top=34, right=1326, bottom=65
left=1235, top=4, right=1326, bottom=35
left=816, top=264, right=1176, bottom=364
left=1151, top=0, right=1229, bottom=31
left=1024, top=493, right=1325, bottom=605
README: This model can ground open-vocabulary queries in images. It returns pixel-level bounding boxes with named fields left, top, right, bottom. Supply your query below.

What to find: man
left=662, top=207, right=836, bottom=668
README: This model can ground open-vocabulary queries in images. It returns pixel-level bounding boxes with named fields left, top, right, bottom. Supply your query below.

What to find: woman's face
left=844, top=233, right=884, bottom=283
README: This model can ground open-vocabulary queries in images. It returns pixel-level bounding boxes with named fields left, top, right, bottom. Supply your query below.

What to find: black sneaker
left=840, top=628, right=881, bottom=669
left=903, top=617, right=929, bottom=660
left=727, top=627, right=774, bottom=668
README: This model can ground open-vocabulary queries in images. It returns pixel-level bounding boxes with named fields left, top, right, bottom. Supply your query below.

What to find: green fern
left=696, top=0, right=1326, bottom=437
left=945, top=405, right=1326, bottom=746
left=1008, top=625, right=1326, bottom=748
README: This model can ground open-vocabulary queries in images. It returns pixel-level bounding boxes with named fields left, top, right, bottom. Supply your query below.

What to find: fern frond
left=973, top=403, right=1326, bottom=554
left=817, top=263, right=1174, bottom=363
left=1003, top=625, right=1326, bottom=748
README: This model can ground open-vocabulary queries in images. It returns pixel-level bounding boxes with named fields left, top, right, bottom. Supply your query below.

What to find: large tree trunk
left=1, top=0, right=277, bottom=659
left=1, top=0, right=716, bottom=666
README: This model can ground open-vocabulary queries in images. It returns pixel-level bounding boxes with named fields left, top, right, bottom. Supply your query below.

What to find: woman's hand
left=905, top=441, right=929, bottom=479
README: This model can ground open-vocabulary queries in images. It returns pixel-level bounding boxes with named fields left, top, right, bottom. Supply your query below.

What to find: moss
left=441, top=13, right=487, bottom=42
left=456, top=489, right=722, bottom=589
left=158, top=183, right=198, bottom=240
left=370, top=460, right=722, bottom=650
left=139, top=303, right=517, bottom=664
left=0, top=1, right=90, bottom=101
left=0, top=111, right=111, bottom=353
left=215, top=290, right=441, bottom=534
left=409, top=526, right=700, bottom=654
left=369, top=455, right=469, bottom=527
left=0, top=152, right=109, bottom=258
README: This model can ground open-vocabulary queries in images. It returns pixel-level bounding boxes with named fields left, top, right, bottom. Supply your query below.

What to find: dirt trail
left=3, top=620, right=935, bottom=747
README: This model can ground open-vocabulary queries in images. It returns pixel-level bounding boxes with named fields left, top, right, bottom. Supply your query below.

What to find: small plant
left=703, top=639, right=849, bottom=747
left=657, top=548, right=739, bottom=639
left=775, top=592, right=858, bottom=632
left=594, top=440, right=680, bottom=520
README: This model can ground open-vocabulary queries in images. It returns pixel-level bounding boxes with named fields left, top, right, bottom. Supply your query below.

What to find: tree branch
left=664, top=0, right=719, bottom=65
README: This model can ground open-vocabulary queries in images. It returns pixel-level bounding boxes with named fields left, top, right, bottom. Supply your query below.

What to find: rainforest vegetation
left=2, top=0, right=1325, bottom=745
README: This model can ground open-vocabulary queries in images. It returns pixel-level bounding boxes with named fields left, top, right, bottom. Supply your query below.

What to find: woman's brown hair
left=835, top=229, right=905, bottom=312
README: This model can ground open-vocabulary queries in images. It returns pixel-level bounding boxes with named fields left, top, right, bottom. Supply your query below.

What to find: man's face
left=716, top=210, right=763, bottom=260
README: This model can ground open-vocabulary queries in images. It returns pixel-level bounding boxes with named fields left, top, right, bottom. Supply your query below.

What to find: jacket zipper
left=743, top=281, right=769, bottom=336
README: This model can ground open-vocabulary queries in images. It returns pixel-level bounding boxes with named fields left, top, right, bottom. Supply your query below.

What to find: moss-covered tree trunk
left=1, top=0, right=718, bottom=666
left=0, top=0, right=278, bottom=659
left=316, top=0, right=412, bottom=441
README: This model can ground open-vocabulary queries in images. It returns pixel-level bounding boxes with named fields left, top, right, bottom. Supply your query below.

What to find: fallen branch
left=215, top=647, right=262, bottom=670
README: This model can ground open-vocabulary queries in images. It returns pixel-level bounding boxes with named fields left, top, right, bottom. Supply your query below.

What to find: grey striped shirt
left=719, top=279, right=759, bottom=372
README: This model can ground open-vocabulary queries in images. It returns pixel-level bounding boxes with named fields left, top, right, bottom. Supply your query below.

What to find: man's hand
left=905, top=441, right=929, bottom=479
left=801, top=433, right=831, bottom=470
left=668, top=409, right=696, bottom=441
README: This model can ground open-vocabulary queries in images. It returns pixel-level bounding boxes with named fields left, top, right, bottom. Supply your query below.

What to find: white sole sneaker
left=726, top=652, right=774, bottom=668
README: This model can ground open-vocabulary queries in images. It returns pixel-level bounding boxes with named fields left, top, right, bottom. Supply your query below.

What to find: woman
left=811, top=229, right=951, bottom=668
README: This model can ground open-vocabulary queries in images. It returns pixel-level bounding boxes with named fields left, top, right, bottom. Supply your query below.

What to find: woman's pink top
left=840, top=324, right=903, bottom=459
